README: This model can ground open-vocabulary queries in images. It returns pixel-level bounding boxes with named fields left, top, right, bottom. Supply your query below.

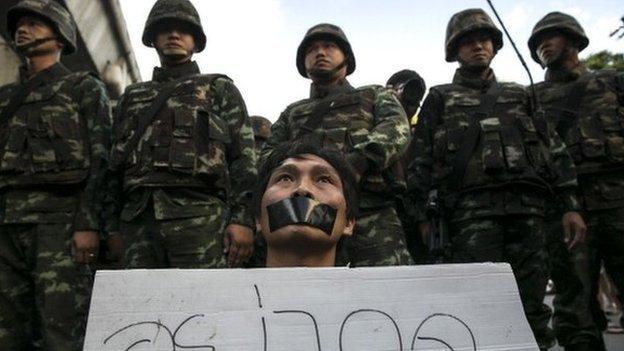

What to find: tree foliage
left=582, top=50, right=624, bottom=72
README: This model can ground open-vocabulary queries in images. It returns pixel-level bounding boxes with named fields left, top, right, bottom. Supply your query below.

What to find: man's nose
left=293, top=180, right=314, bottom=198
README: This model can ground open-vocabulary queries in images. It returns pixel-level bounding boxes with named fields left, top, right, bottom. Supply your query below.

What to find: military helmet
left=445, top=8, right=503, bottom=62
left=142, top=0, right=206, bottom=52
left=528, top=12, right=589, bottom=64
left=7, top=0, right=77, bottom=55
left=249, top=116, right=272, bottom=140
left=296, top=23, right=356, bottom=78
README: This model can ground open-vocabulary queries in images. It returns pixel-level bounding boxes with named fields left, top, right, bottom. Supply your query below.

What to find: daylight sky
left=120, top=0, right=623, bottom=121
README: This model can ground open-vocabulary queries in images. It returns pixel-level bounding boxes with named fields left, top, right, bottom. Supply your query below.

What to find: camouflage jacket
left=0, top=63, right=111, bottom=229
left=408, top=68, right=579, bottom=222
left=536, top=64, right=624, bottom=210
left=262, top=79, right=410, bottom=208
left=105, top=61, right=257, bottom=232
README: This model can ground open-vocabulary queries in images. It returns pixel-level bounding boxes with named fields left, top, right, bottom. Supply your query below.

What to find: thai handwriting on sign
left=103, top=284, right=477, bottom=351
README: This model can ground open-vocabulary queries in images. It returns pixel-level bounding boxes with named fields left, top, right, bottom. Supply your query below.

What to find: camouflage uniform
left=0, top=1, right=111, bottom=349
left=263, top=24, right=412, bottom=267
left=105, top=0, right=257, bottom=269
left=407, top=9, right=581, bottom=349
left=250, top=115, right=271, bottom=156
left=248, top=115, right=271, bottom=267
left=530, top=12, right=624, bottom=348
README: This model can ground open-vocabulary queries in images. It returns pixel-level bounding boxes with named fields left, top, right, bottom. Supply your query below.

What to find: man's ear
left=342, top=218, right=356, bottom=236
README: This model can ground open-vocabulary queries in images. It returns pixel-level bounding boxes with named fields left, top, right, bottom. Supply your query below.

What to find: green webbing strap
left=449, top=82, right=501, bottom=191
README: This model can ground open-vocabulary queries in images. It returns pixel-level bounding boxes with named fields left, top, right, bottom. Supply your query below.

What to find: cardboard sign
left=84, top=263, right=538, bottom=350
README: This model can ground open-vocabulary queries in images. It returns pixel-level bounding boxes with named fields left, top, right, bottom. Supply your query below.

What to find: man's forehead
left=276, top=154, right=338, bottom=173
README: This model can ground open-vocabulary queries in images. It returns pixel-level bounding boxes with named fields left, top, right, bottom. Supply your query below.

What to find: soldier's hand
left=107, top=232, right=124, bottom=267
left=419, top=221, right=432, bottom=246
left=72, top=230, right=100, bottom=264
left=561, top=211, right=587, bottom=250
left=223, top=224, right=254, bottom=267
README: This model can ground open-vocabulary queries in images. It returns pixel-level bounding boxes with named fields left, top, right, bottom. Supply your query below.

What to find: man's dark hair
left=253, top=142, right=359, bottom=220
left=387, top=69, right=427, bottom=106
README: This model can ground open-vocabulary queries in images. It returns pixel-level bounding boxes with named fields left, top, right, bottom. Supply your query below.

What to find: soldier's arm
left=73, top=75, right=112, bottom=232
left=347, top=87, right=410, bottom=177
left=260, top=109, right=289, bottom=163
left=406, top=90, right=442, bottom=223
left=213, top=78, right=257, bottom=229
left=533, top=97, right=581, bottom=213
left=101, top=95, right=127, bottom=236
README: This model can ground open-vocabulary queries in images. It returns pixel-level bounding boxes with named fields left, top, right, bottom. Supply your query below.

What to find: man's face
left=536, top=31, right=569, bottom=68
left=14, top=15, right=62, bottom=56
left=153, top=21, right=196, bottom=64
left=456, top=31, right=494, bottom=69
left=258, top=154, right=354, bottom=251
left=304, top=39, right=347, bottom=81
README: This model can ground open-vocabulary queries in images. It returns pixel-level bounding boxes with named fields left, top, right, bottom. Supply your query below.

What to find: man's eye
left=318, top=175, right=333, bottom=184
left=276, top=174, right=293, bottom=182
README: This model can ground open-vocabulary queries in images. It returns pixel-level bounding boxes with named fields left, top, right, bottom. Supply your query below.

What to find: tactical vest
left=431, top=82, right=551, bottom=192
left=0, top=72, right=90, bottom=187
left=537, top=71, right=624, bottom=175
left=110, top=75, right=231, bottom=191
left=285, top=86, right=395, bottom=194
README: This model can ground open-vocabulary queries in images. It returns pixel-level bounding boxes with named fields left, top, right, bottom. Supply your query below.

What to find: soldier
left=0, top=0, right=111, bottom=349
left=529, top=11, right=624, bottom=349
left=263, top=23, right=412, bottom=267
left=105, top=0, right=257, bottom=269
left=386, top=69, right=427, bottom=126
left=250, top=115, right=272, bottom=156
left=386, top=69, right=429, bottom=263
left=408, top=9, right=586, bottom=350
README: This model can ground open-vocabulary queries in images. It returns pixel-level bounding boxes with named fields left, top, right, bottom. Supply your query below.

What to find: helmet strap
left=15, top=37, right=58, bottom=55
left=306, top=57, right=348, bottom=83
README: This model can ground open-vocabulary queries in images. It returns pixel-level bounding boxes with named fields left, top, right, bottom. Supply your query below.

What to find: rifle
left=425, top=189, right=449, bottom=263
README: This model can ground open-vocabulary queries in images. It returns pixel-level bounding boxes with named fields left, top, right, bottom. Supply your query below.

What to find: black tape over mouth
left=267, top=197, right=338, bottom=235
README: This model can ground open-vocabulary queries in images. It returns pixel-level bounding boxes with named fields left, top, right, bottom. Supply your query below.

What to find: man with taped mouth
left=254, top=143, right=358, bottom=267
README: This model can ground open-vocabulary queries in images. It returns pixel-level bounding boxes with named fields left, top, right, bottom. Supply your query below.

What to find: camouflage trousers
left=584, top=207, right=624, bottom=332
left=122, top=200, right=228, bottom=269
left=0, top=223, right=91, bottom=351
left=345, top=205, right=413, bottom=267
left=542, top=215, right=605, bottom=349
left=449, top=215, right=554, bottom=349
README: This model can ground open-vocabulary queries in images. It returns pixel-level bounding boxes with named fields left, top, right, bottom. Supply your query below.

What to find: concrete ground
left=544, top=295, right=624, bottom=350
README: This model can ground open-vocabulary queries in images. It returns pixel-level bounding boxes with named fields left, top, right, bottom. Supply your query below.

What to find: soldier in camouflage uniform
left=0, top=0, right=111, bottom=349
left=386, top=69, right=429, bottom=263
left=529, top=11, right=624, bottom=349
left=407, top=9, right=586, bottom=349
left=263, top=23, right=412, bottom=267
left=105, top=0, right=257, bottom=269
left=250, top=115, right=272, bottom=156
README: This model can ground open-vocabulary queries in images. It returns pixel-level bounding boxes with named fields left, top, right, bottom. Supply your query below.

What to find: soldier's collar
left=152, top=60, right=200, bottom=82
left=453, top=67, right=496, bottom=91
left=19, top=62, right=70, bottom=84
left=544, top=63, right=588, bottom=83
left=309, top=79, right=354, bottom=99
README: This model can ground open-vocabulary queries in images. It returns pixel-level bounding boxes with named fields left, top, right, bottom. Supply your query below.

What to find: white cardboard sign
left=84, top=263, right=538, bottom=350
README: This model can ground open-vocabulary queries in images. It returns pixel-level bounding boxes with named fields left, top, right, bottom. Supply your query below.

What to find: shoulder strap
left=449, top=82, right=501, bottom=191
left=118, top=74, right=222, bottom=164
left=0, top=75, right=46, bottom=127
left=554, top=76, right=590, bottom=137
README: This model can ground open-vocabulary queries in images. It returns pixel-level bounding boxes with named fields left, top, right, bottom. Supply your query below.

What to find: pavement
left=544, top=295, right=624, bottom=350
